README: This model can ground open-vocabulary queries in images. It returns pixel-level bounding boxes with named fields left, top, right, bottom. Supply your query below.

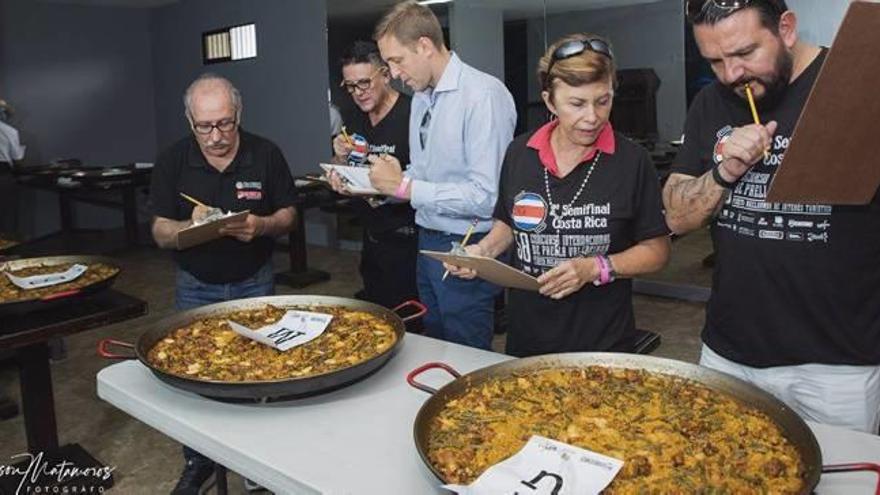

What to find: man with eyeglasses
left=664, top=0, right=880, bottom=432
left=367, top=1, right=516, bottom=350
left=327, top=41, right=419, bottom=315
left=149, top=73, right=296, bottom=494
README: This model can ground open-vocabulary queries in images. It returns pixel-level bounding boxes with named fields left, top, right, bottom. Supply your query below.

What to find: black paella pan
left=99, top=295, right=425, bottom=401
left=0, top=255, right=121, bottom=316
left=407, top=353, right=880, bottom=494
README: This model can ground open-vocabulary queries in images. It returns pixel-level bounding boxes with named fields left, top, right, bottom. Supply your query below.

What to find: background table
left=1, top=289, right=147, bottom=494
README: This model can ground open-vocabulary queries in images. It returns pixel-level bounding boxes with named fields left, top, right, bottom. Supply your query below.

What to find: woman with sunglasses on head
left=446, top=33, right=670, bottom=357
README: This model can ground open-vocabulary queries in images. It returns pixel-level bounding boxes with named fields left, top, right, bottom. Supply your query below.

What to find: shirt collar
left=416, top=52, right=462, bottom=107
left=526, top=120, right=616, bottom=178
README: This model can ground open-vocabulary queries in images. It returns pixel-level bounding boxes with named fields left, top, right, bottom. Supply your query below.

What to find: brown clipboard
left=176, top=210, right=250, bottom=250
left=421, top=250, right=540, bottom=291
left=766, top=1, right=880, bottom=205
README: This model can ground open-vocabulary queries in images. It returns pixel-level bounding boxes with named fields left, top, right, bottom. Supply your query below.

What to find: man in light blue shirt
left=369, top=0, right=516, bottom=349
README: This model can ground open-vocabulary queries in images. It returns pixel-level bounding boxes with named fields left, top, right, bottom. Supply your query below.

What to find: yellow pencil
left=179, top=192, right=209, bottom=208
left=443, top=218, right=479, bottom=281
left=340, top=126, right=354, bottom=146
left=744, top=84, right=770, bottom=160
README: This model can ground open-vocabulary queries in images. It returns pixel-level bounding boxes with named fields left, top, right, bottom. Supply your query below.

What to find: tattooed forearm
left=662, top=171, right=726, bottom=235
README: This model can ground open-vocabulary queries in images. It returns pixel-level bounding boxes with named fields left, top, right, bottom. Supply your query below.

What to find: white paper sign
left=443, top=435, right=623, bottom=495
left=227, top=310, right=333, bottom=352
left=3, top=263, right=88, bottom=290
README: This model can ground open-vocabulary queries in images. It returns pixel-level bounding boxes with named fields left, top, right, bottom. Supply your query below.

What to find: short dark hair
left=687, top=0, right=788, bottom=32
left=340, top=40, right=387, bottom=70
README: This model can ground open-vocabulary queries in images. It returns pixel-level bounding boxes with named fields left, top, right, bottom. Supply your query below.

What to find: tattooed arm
left=662, top=172, right=728, bottom=235
left=664, top=121, right=777, bottom=235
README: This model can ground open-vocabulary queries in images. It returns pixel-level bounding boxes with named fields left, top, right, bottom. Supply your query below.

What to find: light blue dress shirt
left=406, top=52, right=516, bottom=235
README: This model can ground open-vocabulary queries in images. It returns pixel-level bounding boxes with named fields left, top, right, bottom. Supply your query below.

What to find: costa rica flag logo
left=512, top=192, right=547, bottom=232
left=713, top=125, right=734, bottom=164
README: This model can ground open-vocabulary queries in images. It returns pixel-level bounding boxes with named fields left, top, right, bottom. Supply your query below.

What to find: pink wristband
left=593, top=255, right=611, bottom=286
left=395, top=176, right=411, bottom=199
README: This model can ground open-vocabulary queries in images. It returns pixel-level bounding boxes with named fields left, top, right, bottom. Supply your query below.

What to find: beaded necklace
left=544, top=151, right=602, bottom=222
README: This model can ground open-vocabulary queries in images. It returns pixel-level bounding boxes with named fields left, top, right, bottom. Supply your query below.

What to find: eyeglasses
left=544, top=38, right=613, bottom=89
left=191, top=119, right=237, bottom=135
left=340, top=70, right=384, bottom=94
left=686, top=0, right=783, bottom=22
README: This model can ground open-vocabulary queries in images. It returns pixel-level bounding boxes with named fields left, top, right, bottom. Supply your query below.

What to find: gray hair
left=183, top=73, right=242, bottom=119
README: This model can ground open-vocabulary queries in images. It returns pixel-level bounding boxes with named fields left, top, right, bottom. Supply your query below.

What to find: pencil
left=179, top=192, right=208, bottom=208
left=744, top=84, right=770, bottom=160
left=442, top=218, right=480, bottom=281
left=340, top=126, right=354, bottom=146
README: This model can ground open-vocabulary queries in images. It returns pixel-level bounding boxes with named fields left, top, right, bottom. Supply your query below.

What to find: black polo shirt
left=150, top=130, right=297, bottom=284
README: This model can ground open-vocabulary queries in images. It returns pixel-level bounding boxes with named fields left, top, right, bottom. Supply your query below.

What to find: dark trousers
left=417, top=229, right=500, bottom=350
left=360, top=228, right=419, bottom=310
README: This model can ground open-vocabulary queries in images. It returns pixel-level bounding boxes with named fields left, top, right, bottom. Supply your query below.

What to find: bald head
left=183, top=74, right=242, bottom=120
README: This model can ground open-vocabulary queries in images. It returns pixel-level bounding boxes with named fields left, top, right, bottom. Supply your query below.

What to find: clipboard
left=319, top=163, right=381, bottom=195
left=176, top=210, right=250, bottom=250
left=766, top=1, right=880, bottom=205
left=421, top=250, right=540, bottom=291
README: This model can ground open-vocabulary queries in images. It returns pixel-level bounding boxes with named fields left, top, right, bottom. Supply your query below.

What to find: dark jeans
left=417, top=229, right=500, bottom=350
left=360, top=228, right=419, bottom=309
left=175, top=262, right=274, bottom=466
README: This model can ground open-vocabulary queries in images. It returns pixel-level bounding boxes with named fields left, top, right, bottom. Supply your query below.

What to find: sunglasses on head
left=686, top=0, right=783, bottom=22
left=544, top=38, right=613, bottom=89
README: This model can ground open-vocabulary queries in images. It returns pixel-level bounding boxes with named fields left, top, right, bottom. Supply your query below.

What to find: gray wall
left=151, top=0, right=330, bottom=177
left=450, top=1, right=505, bottom=81
left=526, top=0, right=686, bottom=142
left=789, top=0, right=851, bottom=46
left=0, top=0, right=157, bottom=235
left=0, top=0, right=157, bottom=166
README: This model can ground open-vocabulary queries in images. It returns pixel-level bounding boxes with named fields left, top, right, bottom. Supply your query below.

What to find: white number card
left=443, top=435, right=623, bottom=495
left=227, top=310, right=333, bottom=352
left=4, top=263, right=88, bottom=290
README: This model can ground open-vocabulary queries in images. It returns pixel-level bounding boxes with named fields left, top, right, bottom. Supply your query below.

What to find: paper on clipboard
left=176, top=210, right=250, bottom=250
left=319, top=163, right=381, bottom=195
left=421, top=250, right=540, bottom=291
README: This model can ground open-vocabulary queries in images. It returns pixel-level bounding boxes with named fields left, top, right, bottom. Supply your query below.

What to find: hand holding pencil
left=442, top=218, right=479, bottom=281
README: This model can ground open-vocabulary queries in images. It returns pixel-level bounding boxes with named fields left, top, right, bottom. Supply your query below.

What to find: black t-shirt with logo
left=150, top=130, right=297, bottom=284
left=494, top=131, right=668, bottom=357
left=673, top=48, right=880, bottom=367
left=341, top=94, right=416, bottom=234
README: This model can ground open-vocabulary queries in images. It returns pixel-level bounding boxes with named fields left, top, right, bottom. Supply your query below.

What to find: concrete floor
left=0, top=229, right=713, bottom=494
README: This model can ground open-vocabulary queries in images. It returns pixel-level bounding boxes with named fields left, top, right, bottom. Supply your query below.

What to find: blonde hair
left=537, top=33, right=617, bottom=98
left=374, top=0, right=445, bottom=49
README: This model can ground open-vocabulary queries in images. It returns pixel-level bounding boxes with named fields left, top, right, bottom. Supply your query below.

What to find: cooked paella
left=147, top=305, right=398, bottom=381
left=0, top=239, right=17, bottom=251
left=427, top=366, right=805, bottom=494
left=0, top=262, right=119, bottom=302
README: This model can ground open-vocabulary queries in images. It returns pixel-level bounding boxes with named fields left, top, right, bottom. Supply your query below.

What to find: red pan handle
left=406, top=362, right=461, bottom=395
left=392, top=299, right=427, bottom=323
left=41, top=288, right=81, bottom=301
left=822, top=463, right=880, bottom=494
left=97, top=339, right=137, bottom=360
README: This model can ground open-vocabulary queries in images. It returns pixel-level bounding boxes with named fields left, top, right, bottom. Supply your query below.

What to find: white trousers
left=700, top=344, right=880, bottom=434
